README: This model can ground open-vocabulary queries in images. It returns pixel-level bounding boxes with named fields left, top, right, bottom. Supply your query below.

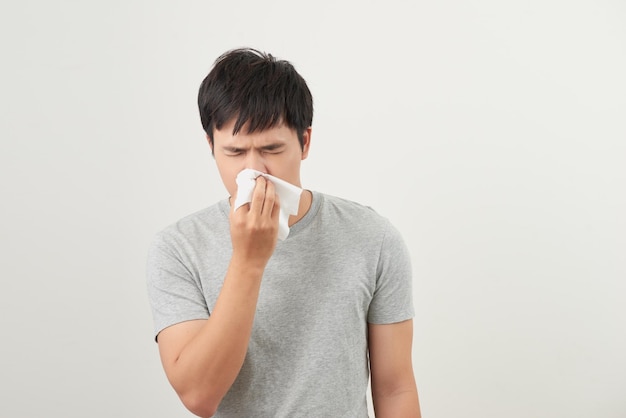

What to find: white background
left=1, top=1, right=625, bottom=417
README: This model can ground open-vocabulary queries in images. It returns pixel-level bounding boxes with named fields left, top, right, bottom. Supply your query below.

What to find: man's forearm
left=165, top=261, right=264, bottom=416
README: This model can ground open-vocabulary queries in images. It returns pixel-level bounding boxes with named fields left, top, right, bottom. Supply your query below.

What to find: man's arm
left=156, top=177, right=279, bottom=418
left=369, top=319, right=422, bottom=418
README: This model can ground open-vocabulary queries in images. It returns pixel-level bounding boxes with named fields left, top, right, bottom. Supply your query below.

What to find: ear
left=301, top=127, right=312, bottom=160
left=206, top=134, right=214, bottom=155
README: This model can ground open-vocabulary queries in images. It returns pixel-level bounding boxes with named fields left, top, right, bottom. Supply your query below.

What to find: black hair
left=198, top=48, right=313, bottom=150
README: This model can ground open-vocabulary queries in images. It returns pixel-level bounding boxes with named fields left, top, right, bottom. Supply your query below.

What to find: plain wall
left=1, top=1, right=625, bottom=417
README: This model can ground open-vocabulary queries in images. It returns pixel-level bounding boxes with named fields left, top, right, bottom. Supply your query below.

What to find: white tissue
left=233, top=169, right=303, bottom=240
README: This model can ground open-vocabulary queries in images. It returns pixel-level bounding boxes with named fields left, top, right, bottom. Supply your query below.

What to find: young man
left=147, top=48, right=421, bottom=417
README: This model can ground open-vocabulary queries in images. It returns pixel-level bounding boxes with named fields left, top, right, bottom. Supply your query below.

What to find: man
left=147, top=48, right=421, bottom=417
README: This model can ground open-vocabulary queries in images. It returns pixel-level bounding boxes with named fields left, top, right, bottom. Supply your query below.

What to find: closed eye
left=260, top=144, right=285, bottom=154
left=222, top=147, right=245, bottom=156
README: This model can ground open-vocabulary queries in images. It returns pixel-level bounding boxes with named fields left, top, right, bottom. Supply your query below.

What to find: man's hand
left=157, top=176, right=281, bottom=417
left=230, top=175, right=281, bottom=268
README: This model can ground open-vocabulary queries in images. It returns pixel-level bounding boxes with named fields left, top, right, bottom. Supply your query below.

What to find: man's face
left=210, top=119, right=311, bottom=198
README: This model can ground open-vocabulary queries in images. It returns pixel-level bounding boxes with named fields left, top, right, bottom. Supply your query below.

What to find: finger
left=262, top=179, right=277, bottom=217
left=271, top=191, right=281, bottom=222
left=250, top=176, right=267, bottom=215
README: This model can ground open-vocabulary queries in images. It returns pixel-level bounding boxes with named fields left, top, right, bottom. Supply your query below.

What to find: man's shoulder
left=152, top=199, right=230, bottom=247
left=318, top=192, right=387, bottom=221
left=315, top=192, right=393, bottom=235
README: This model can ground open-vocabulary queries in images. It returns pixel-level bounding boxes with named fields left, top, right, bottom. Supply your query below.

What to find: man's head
left=198, top=48, right=314, bottom=196
left=198, top=48, right=313, bottom=151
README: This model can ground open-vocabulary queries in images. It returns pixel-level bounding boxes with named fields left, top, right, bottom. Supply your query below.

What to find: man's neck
left=288, top=189, right=312, bottom=226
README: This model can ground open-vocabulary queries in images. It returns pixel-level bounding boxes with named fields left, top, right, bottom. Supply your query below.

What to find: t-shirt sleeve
left=367, top=220, right=415, bottom=324
left=146, top=231, right=209, bottom=340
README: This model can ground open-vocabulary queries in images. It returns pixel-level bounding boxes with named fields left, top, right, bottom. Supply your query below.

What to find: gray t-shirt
left=147, top=192, right=414, bottom=417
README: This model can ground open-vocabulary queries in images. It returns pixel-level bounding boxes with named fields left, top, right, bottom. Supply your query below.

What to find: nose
left=244, top=151, right=267, bottom=173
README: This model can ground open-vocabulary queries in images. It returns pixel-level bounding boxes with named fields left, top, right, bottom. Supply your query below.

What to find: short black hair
left=198, top=48, right=313, bottom=150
